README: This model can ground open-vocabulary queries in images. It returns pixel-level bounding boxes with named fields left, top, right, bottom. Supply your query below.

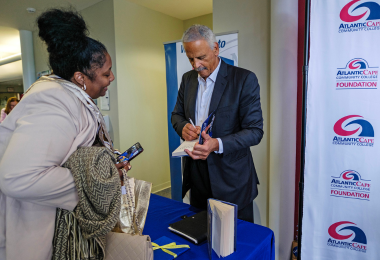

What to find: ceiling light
left=0, top=53, right=22, bottom=66
left=0, top=53, right=22, bottom=62
left=27, top=8, right=36, bottom=13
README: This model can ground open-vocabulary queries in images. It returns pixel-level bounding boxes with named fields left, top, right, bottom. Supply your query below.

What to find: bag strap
left=122, top=169, right=142, bottom=235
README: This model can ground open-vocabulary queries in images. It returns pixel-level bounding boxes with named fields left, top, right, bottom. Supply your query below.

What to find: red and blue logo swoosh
left=334, top=115, right=374, bottom=137
left=337, top=58, right=374, bottom=70
left=328, top=221, right=367, bottom=244
left=335, top=169, right=370, bottom=181
left=342, top=170, right=360, bottom=180
left=348, top=59, right=367, bottom=69
left=340, top=0, right=380, bottom=22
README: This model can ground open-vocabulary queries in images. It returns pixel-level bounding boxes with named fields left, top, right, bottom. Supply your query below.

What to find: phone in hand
left=117, top=142, right=144, bottom=163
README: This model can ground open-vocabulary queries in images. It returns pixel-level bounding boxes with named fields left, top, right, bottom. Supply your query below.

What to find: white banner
left=302, top=0, right=380, bottom=259
left=176, top=33, right=238, bottom=90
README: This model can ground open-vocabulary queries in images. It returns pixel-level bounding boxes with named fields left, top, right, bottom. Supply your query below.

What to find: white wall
left=32, top=32, right=48, bottom=77
left=213, top=0, right=271, bottom=227
left=113, top=0, right=184, bottom=192
left=269, top=0, right=298, bottom=259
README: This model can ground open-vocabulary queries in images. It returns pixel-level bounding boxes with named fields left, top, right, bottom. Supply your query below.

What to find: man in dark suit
left=171, top=25, right=263, bottom=222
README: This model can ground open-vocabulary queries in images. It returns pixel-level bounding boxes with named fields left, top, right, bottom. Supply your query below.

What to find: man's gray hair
left=182, top=24, right=217, bottom=49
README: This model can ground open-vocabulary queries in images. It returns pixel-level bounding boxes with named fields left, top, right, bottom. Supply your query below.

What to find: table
left=144, top=194, right=275, bottom=259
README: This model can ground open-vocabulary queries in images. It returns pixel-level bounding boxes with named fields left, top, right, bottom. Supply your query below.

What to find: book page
left=209, top=199, right=235, bottom=257
left=211, top=205, right=222, bottom=258
left=209, top=199, right=233, bottom=212
left=172, top=140, right=198, bottom=157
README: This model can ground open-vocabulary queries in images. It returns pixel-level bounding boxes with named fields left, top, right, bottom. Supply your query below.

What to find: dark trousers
left=189, top=159, right=254, bottom=223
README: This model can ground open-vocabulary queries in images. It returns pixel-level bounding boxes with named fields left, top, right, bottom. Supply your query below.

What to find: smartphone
left=117, top=142, right=144, bottom=163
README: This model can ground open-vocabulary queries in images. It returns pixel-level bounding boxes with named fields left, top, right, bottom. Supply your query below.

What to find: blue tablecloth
left=144, top=194, right=275, bottom=260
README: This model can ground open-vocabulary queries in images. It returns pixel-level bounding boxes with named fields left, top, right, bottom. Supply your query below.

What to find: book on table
left=167, top=198, right=237, bottom=258
left=168, top=211, right=208, bottom=244
left=207, top=198, right=237, bottom=259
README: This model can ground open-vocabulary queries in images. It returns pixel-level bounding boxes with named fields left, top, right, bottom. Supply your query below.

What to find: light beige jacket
left=0, top=80, right=97, bottom=260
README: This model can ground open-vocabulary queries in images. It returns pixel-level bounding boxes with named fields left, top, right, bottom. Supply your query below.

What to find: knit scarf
left=52, top=147, right=121, bottom=260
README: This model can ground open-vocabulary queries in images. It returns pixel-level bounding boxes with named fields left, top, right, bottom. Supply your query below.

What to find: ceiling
left=0, top=0, right=212, bottom=31
left=0, top=0, right=103, bottom=31
left=126, top=0, right=212, bottom=20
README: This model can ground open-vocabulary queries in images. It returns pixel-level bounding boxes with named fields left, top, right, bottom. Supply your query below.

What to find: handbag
left=119, top=177, right=152, bottom=235
left=105, top=169, right=153, bottom=260
left=105, top=232, right=153, bottom=260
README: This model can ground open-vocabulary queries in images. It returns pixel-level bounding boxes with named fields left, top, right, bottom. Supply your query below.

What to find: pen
left=189, top=118, right=196, bottom=128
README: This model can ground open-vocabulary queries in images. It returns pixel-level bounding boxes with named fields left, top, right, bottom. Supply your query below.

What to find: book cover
left=168, top=211, right=208, bottom=244
left=199, top=110, right=216, bottom=145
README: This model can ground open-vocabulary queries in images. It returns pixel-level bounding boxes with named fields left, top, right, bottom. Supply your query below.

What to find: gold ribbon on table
left=151, top=242, right=190, bottom=258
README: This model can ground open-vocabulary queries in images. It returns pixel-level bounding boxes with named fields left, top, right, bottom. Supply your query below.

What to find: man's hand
left=185, top=128, right=219, bottom=160
left=182, top=123, right=201, bottom=141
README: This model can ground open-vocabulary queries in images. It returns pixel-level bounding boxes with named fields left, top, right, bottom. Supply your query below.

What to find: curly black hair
left=37, top=8, right=108, bottom=81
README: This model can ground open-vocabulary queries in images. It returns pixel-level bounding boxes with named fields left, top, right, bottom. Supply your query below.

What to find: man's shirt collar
left=198, top=57, right=221, bottom=83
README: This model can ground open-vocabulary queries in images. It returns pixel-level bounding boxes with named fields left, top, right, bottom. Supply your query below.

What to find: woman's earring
left=82, top=83, right=87, bottom=91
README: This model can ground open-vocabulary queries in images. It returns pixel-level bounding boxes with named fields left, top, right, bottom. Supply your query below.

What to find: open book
left=171, top=140, right=198, bottom=157
left=172, top=111, right=216, bottom=158
left=207, top=199, right=237, bottom=259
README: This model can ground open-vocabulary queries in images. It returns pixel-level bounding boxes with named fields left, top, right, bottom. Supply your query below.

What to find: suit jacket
left=171, top=60, right=264, bottom=209
left=0, top=80, right=97, bottom=260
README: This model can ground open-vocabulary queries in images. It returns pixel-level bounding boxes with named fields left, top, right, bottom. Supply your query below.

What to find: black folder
left=168, top=211, right=207, bottom=244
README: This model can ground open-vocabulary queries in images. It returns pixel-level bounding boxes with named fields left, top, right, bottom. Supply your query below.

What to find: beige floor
left=154, top=187, right=171, bottom=199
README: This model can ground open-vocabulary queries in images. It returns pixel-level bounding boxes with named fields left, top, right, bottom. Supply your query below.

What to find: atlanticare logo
left=339, top=0, right=380, bottom=33
left=330, top=170, right=371, bottom=200
left=336, top=58, right=378, bottom=89
left=327, top=221, right=367, bottom=253
left=333, top=115, right=374, bottom=147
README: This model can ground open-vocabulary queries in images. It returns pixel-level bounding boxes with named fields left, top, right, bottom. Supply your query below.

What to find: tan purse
left=105, top=170, right=153, bottom=260
left=105, top=232, right=153, bottom=260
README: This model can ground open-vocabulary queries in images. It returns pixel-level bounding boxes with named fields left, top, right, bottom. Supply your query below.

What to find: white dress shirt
left=195, top=58, right=223, bottom=153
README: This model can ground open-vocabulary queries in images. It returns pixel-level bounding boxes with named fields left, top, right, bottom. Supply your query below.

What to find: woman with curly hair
left=0, top=8, right=129, bottom=260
